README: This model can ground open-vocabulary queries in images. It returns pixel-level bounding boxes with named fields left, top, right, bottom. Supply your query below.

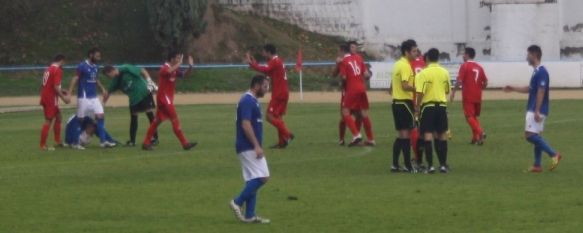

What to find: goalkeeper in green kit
left=103, top=64, right=159, bottom=147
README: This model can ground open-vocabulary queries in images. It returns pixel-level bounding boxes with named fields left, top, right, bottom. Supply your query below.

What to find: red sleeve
left=249, top=59, right=274, bottom=74
left=159, top=66, right=170, bottom=80
left=457, top=63, right=466, bottom=83
left=360, top=60, right=367, bottom=74
left=54, top=68, right=62, bottom=86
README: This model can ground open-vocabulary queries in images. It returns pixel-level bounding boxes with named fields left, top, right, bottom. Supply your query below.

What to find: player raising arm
left=142, top=52, right=197, bottom=151
left=39, top=54, right=71, bottom=151
left=246, top=44, right=294, bottom=149
left=503, top=45, right=561, bottom=173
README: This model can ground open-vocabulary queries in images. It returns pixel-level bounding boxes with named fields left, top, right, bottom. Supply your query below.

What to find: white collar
left=343, top=54, right=351, bottom=58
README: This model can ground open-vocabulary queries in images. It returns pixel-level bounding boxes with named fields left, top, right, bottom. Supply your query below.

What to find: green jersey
left=108, top=64, right=150, bottom=106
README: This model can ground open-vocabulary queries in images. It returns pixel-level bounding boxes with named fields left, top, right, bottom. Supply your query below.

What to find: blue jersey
left=76, top=60, right=99, bottom=98
left=236, top=92, right=263, bottom=153
left=65, top=115, right=114, bottom=145
left=527, top=65, right=550, bottom=115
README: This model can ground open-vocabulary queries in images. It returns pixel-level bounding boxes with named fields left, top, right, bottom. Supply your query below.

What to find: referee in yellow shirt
left=415, top=48, right=451, bottom=174
left=389, top=39, right=419, bottom=173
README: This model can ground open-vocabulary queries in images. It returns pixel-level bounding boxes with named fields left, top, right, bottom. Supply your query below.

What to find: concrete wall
left=219, top=0, right=583, bottom=61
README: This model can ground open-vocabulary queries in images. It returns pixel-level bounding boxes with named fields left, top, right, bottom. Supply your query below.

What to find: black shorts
left=392, top=100, right=415, bottom=131
left=419, top=103, right=448, bottom=134
left=130, top=94, right=156, bottom=114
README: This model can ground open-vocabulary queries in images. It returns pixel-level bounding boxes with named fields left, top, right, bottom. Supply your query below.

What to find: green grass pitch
left=0, top=100, right=581, bottom=233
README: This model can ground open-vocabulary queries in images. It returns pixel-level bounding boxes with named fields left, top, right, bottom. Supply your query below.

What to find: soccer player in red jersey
left=338, top=44, right=374, bottom=147
left=142, top=52, right=197, bottom=151
left=39, top=54, right=71, bottom=150
left=410, top=54, right=426, bottom=166
left=450, top=47, right=488, bottom=145
left=246, top=44, right=294, bottom=149
left=336, top=41, right=366, bottom=145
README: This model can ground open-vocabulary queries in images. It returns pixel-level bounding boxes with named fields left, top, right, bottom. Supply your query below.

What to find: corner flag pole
left=295, top=47, right=304, bottom=101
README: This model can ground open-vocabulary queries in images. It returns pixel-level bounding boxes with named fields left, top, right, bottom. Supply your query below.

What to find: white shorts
left=525, top=111, right=546, bottom=134
left=77, top=98, right=104, bottom=118
left=238, top=150, right=270, bottom=182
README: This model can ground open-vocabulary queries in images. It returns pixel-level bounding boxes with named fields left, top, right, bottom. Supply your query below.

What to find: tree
left=147, top=0, right=207, bottom=56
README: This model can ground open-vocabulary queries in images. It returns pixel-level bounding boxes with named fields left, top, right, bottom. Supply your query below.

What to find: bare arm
left=449, top=82, right=460, bottom=102
left=503, top=85, right=530, bottom=93
left=141, top=68, right=151, bottom=80
left=54, top=84, right=70, bottom=104
left=242, top=120, right=264, bottom=158
left=182, top=56, right=194, bottom=78
left=68, top=76, right=78, bottom=96
left=401, top=81, right=415, bottom=92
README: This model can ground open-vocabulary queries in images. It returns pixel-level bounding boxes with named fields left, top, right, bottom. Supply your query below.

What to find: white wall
left=220, top=0, right=583, bottom=61
left=369, top=61, right=583, bottom=89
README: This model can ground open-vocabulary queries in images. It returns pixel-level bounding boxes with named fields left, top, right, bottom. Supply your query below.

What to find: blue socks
left=96, top=118, right=106, bottom=143
left=527, top=134, right=556, bottom=167
left=234, top=178, right=265, bottom=219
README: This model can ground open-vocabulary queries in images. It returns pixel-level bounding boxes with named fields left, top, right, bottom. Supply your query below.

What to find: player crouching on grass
left=503, top=45, right=562, bottom=173
left=415, top=48, right=451, bottom=174
left=39, top=54, right=71, bottom=151
left=64, top=115, right=116, bottom=150
left=229, top=75, right=271, bottom=224
left=102, top=64, right=159, bottom=147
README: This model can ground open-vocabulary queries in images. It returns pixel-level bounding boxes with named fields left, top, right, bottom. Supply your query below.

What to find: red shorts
left=343, top=92, right=369, bottom=110
left=156, top=103, right=178, bottom=121
left=463, top=102, right=482, bottom=117
left=268, top=97, right=288, bottom=117
left=41, top=102, right=60, bottom=119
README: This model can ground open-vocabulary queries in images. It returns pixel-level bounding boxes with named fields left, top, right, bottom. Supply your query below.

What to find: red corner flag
left=295, top=48, right=303, bottom=72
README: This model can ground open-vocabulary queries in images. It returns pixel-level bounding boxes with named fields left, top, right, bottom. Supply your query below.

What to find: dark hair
left=465, top=47, right=476, bottom=59
left=426, top=48, right=440, bottom=62
left=81, top=118, right=96, bottom=130
left=348, top=41, right=358, bottom=47
left=339, top=44, right=350, bottom=53
left=400, top=39, right=417, bottom=56
left=263, top=44, right=277, bottom=55
left=102, top=65, right=116, bottom=75
left=250, top=75, right=268, bottom=88
left=87, top=47, right=100, bottom=57
left=528, top=45, right=542, bottom=60
left=166, top=50, right=182, bottom=61
left=53, top=54, right=66, bottom=62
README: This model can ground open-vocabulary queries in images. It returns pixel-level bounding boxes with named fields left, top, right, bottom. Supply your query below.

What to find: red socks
left=171, top=119, right=189, bottom=146
left=143, top=120, right=160, bottom=145
left=270, top=118, right=291, bottom=145
left=343, top=115, right=359, bottom=136
left=362, top=117, right=374, bottom=141
left=53, top=120, right=62, bottom=144
left=40, top=123, right=50, bottom=148
left=466, top=117, right=483, bottom=140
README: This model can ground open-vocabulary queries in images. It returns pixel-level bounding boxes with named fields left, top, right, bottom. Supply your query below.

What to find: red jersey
left=157, top=63, right=182, bottom=105
left=410, top=56, right=426, bottom=75
left=339, top=54, right=366, bottom=94
left=40, top=64, right=63, bottom=106
left=457, top=61, right=487, bottom=103
left=250, top=56, right=289, bottom=99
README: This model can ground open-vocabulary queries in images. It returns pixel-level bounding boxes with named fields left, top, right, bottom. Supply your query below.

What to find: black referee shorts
left=130, top=93, right=156, bottom=114
left=392, top=100, right=415, bottom=131
left=419, top=103, right=448, bottom=134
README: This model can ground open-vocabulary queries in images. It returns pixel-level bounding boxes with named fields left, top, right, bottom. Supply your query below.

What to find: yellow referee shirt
left=391, top=57, right=415, bottom=100
left=415, top=63, right=451, bottom=104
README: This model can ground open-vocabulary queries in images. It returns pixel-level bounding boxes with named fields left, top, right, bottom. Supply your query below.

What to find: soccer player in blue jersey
left=68, top=48, right=117, bottom=148
left=504, top=45, right=562, bottom=173
left=229, top=75, right=271, bottom=224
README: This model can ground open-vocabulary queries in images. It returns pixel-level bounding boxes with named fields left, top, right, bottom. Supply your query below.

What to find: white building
left=219, top=0, right=583, bottom=61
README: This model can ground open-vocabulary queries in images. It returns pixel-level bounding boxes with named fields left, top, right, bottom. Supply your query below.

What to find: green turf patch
left=0, top=100, right=581, bottom=233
